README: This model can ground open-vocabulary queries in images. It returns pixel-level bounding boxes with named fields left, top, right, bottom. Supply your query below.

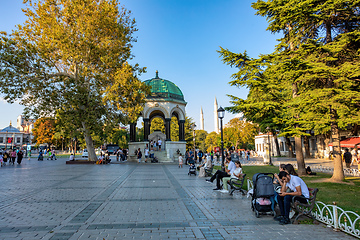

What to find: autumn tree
left=0, top=0, right=149, bottom=161
left=32, top=117, right=56, bottom=147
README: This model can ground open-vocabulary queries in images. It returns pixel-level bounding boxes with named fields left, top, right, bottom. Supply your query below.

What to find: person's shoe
left=273, top=215, right=284, bottom=222
left=205, top=179, right=212, bottom=183
left=213, top=188, right=221, bottom=191
left=279, top=218, right=291, bottom=225
left=220, top=189, right=229, bottom=193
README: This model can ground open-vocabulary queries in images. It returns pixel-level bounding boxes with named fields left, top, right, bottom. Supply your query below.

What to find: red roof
left=329, top=137, right=360, bottom=148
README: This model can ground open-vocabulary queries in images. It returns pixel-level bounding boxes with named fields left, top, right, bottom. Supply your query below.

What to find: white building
left=0, top=121, right=32, bottom=150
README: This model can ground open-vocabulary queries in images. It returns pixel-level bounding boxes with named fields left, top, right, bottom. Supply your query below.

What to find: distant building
left=0, top=120, right=32, bottom=150
left=17, top=115, right=35, bottom=133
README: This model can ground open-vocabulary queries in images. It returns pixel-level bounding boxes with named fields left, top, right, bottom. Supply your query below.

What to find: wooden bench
left=291, top=187, right=319, bottom=224
left=228, top=174, right=247, bottom=195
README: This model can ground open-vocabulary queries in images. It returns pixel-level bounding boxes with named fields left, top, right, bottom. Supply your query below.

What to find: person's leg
left=209, top=170, right=221, bottom=182
left=222, top=177, right=231, bottom=190
left=282, top=195, right=293, bottom=220
left=216, top=172, right=229, bottom=189
left=277, top=195, right=285, bottom=217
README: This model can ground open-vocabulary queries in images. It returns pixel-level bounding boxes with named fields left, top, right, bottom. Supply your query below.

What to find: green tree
left=185, top=116, right=196, bottom=151
left=223, top=118, right=259, bottom=150
left=220, top=0, right=360, bottom=179
left=0, top=0, right=149, bottom=161
left=195, top=130, right=208, bottom=152
left=205, top=132, right=220, bottom=153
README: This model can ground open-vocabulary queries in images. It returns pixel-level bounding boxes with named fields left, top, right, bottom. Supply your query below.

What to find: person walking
left=10, top=149, right=16, bottom=165
left=178, top=153, right=183, bottom=168
left=0, top=152, right=3, bottom=167
left=137, top=148, right=142, bottom=163
left=3, top=150, right=8, bottom=165
left=51, top=149, right=57, bottom=160
left=144, top=145, right=149, bottom=163
left=158, top=139, right=162, bottom=151
left=343, top=148, right=352, bottom=168
left=17, top=149, right=24, bottom=164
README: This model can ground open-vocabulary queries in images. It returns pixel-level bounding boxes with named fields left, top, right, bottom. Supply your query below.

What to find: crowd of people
left=0, top=148, right=25, bottom=166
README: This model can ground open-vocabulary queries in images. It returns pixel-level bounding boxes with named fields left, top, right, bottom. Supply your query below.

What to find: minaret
left=200, top=107, right=204, bottom=130
left=214, top=97, right=219, bottom=133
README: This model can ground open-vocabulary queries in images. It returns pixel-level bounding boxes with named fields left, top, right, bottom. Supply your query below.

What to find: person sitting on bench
left=275, top=171, right=309, bottom=225
left=205, top=156, right=236, bottom=190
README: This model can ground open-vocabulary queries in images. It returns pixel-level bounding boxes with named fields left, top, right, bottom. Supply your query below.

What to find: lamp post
left=217, top=106, right=225, bottom=171
left=191, top=123, right=196, bottom=162
left=266, top=127, right=273, bottom=166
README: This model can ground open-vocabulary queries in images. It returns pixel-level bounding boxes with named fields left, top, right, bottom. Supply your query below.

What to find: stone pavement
left=0, top=158, right=355, bottom=240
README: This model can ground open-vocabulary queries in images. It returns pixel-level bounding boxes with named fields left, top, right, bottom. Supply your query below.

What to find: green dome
left=144, top=71, right=185, bottom=102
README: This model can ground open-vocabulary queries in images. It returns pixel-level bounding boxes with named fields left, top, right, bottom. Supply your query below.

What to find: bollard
left=333, top=202, right=339, bottom=232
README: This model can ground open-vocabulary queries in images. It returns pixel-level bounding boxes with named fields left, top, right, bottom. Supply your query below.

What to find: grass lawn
left=215, top=165, right=360, bottom=213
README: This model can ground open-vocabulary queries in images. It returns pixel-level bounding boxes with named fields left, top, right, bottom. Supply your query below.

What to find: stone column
left=143, top=118, right=150, bottom=141
left=130, top=123, right=136, bottom=142
left=179, top=120, right=185, bottom=141
left=165, top=118, right=171, bottom=141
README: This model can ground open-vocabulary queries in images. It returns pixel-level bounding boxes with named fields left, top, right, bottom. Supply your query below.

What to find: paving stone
left=0, top=159, right=356, bottom=240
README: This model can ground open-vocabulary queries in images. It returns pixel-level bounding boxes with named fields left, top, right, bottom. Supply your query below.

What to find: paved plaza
left=0, top=157, right=354, bottom=240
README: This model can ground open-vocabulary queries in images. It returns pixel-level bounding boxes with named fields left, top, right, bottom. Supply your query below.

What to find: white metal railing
left=216, top=158, right=360, bottom=176
left=247, top=179, right=360, bottom=238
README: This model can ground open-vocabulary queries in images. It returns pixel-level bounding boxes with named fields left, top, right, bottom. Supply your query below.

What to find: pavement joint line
left=162, top=165, right=210, bottom=221
left=41, top=165, right=137, bottom=240
left=0, top=170, right=93, bottom=210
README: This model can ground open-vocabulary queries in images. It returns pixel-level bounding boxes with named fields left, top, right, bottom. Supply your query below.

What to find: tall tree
left=0, top=0, right=149, bottom=161
left=32, top=117, right=56, bottom=147
left=221, top=0, right=360, bottom=179
left=205, top=132, right=220, bottom=153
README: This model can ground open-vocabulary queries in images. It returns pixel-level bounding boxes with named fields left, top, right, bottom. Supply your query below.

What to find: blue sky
left=0, top=0, right=279, bottom=132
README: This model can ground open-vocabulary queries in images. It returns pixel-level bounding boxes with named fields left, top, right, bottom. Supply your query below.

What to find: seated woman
left=198, top=155, right=213, bottom=177
left=220, top=160, right=243, bottom=193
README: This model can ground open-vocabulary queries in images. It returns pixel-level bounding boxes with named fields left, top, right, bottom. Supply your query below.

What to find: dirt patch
left=309, top=178, right=355, bottom=185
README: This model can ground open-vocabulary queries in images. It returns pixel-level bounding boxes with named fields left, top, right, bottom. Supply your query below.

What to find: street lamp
left=217, top=106, right=225, bottom=171
left=266, top=127, right=273, bottom=166
left=191, top=123, right=196, bottom=162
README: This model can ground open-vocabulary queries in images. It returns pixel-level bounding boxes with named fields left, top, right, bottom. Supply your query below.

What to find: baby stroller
left=251, top=173, right=275, bottom=218
left=188, top=159, right=196, bottom=176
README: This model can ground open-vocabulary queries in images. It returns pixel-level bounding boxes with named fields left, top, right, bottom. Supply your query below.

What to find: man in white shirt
left=158, top=139, right=162, bottom=151
left=206, top=156, right=236, bottom=190
left=276, top=171, right=309, bottom=225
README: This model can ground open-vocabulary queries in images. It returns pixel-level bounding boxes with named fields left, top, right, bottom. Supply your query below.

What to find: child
left=178, top=153, right=183, bottom=168
left=69, top=154, right=74, bottom=161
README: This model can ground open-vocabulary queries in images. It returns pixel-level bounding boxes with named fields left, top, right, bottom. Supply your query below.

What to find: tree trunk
left=295, top=136, right=306, bottom=176
left=82, top=122, right=97, bottom=162
left=273, top=133, right=281, bottom=156
left=304, top=135, right=311, bottom=158
left=330, top=114, right=345, bottom=181
left=285, top=137, right=295, bottom=158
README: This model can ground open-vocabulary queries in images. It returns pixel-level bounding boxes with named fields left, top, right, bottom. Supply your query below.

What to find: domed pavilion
left=128, top=71, right=187, bottom=162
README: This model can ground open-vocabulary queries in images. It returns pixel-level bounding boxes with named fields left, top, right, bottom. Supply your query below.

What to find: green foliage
left=205, top=132, right=220, bottom=153
left=223, top=118, right=259, bottom=150
left=0, top=0, right=149, bottom=159
left=195, top=130, right=208, bottom=152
